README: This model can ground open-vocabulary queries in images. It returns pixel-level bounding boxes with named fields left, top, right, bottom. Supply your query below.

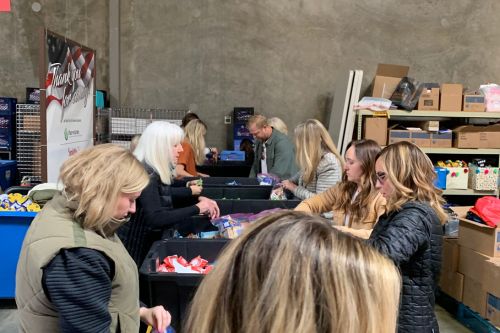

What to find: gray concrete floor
left=0, top=302, right=472, bottom=333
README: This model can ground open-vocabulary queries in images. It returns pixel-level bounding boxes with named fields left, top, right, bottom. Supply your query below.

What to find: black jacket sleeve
left=139, top=178, right=199, bottom=229
left=42, top=248, right=114, bottom=333
left=368, top=207, right=431, bottom=266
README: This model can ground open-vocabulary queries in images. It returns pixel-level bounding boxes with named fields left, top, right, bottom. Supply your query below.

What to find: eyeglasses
left=376, top=172, right=387, bottom=184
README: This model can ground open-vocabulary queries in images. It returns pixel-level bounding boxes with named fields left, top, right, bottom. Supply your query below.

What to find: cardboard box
left=440, top=83, right=463, bottom=111
left=486, top=293, right=500, bottom=327
left=442, top=238, right=460, bottom=272
left=388, top=128, right=431, bottom=147
left=452, top=206, right=500, bottom=257
left=372, top=64, right=409, bottom=99
left=420, top=120, right=439, bottom=132
left=458, top=246, right=490, bottom=283
left=453, top=125, right=481, bottom=148
left=462, top=276, right=487, bottom=317
left=484, top=259, right=500, bottom=297
left=468, top=166, right=499, bottom=191
left=445, top=167, right=469, bottom=189
left=430, top=132, right=452, bottom=148
left=363, top=117, right=387, bottom=146
left=439, top=270, right=464, bottom=302
left=418, top=87, right=440, bottom=110
left=483, top=123, right=500, bottom=148
left=463, top=94, right=485, bottom=112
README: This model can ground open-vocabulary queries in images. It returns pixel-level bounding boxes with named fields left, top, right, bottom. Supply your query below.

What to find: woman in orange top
left=176, top=119, right=210, bottom=178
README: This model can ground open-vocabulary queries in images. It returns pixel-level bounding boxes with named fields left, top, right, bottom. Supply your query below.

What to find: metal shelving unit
left=357, top=109, right=500, bottom=197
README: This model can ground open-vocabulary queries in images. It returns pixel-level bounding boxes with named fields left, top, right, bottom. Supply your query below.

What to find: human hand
left=140, top=305, right=171, bottom=333
left=190, top=185, right=203, bottom=195
left=196, top=197, right=220, bottom=218
left=198, top=172, right=210, bottom=177
left=281, top=180, right=297, bottom=192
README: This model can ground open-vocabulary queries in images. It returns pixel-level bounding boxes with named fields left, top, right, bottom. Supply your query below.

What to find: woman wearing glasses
left=295, top=139, right=385, bottom=238
left=368, top=141, right=445, bottom=332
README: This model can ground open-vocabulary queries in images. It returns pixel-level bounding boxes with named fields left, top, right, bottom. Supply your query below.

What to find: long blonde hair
left=133, top=121, right=184, bottom=184
left=376, top=141, right=447, bottom=223
left=184, top=211, right=401, bottom=333
left=294, top=119, right=345, bottom=185
left=268, top=117, right=288, bottom=135
left=184, top=119, right=207, bottom=165
left=59, top=144, right=149, bottom=234
left=331, top=139, right=381, bottom=223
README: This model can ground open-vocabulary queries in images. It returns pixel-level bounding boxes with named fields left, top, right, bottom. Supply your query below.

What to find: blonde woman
left=184, top=211, right=401, bottom=333
left=16, top=144, right=170, bottom=333
left=295, top=139, right=385, bottom=238
left=281, top=119, right=344, bottom=200
left=369, top=141, right=446, bottom=332
left=267, top=116, right=288, bottom=135
left=176, top=119, right=210, bottom=177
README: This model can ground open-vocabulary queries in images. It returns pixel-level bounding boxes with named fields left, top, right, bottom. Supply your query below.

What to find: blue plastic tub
left=434, top=167, right=448, bottom=190
left=0, top=211, right=37, bottom=298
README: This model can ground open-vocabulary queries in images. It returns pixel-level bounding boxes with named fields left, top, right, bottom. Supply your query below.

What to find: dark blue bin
left=0, top=160, right=17, bottom=192
left=0, top=211, right=37, bottom=298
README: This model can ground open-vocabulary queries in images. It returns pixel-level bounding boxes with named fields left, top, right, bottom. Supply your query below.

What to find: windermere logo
left=64, top=128, right=80, bottom=141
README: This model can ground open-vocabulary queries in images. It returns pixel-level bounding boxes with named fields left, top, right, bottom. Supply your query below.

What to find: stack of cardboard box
left=441, top=207, right=500, bottom=327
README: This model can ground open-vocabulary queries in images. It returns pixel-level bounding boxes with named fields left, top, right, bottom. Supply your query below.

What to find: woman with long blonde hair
left=176, top=119, right=210, bottom=177
left=369, top=141, right=445, bottom=332
left=184, top=211, right=401, bottom=333
left=281, top=119, right=344, bottom=199
left=295, top=139, right=385, bottom=238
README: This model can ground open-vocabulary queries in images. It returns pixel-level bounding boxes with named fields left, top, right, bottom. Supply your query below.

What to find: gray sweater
left=288, top=152, right=342, bottom=200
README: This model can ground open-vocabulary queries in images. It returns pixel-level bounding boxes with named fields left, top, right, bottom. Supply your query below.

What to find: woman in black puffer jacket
left=368, top=141, right=446, bottom=333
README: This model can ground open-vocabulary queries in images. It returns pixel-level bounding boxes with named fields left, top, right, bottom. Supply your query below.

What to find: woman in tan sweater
left=295, top=139, right=385, bottom=238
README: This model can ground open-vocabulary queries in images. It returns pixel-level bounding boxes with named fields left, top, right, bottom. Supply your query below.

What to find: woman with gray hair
left=118, top=121, right=220, bottom=266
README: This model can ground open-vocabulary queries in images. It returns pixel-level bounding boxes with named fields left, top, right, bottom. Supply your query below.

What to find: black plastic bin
left=140, top=239, right=229, bottom=332
left=196, top=162, right=251, bottom=177
left=201, top=186, right=272, bottom=199
left=186, top=176, right=263, bottom=187
left=173, top=199, right=300, bottom=237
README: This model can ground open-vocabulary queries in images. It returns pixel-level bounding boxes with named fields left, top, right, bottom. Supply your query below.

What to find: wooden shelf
left=442, top=189, right=498, bottom=196
left=357, top=110, right=500, bottom=118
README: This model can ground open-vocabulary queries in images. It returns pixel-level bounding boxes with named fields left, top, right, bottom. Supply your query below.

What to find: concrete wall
left=0, top=0, right=108, bottom=102
left=2, top=1, right=500, bottom=150
left=120, top=0, right=500, bottom=149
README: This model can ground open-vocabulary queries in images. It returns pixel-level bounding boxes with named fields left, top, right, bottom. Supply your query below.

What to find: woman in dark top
left=368, top=141, right=446, bottom=332
left=118, top=121, right=220, bottom=265
left=16, top=144, right=170, bottom=333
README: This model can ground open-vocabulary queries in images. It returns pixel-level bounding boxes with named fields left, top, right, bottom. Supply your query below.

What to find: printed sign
left=42, top=30, right=95, bottom=182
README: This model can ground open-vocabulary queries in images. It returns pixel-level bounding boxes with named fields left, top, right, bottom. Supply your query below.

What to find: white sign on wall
left=42, top=30, right=95, bottom=182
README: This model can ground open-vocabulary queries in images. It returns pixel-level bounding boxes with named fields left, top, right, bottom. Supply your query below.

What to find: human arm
left=290, top=155, right=343, bottom=199
left=176, top=164, right=195, bottom=178
left=294, top=185, right=337, bottom=214
left=139, top=179, right=201, bottom=228
left=333, top=225, right=372, bottom=239
left=42, top=248, right=115, bottom=332
left=367, top=207, right=432, bottom=265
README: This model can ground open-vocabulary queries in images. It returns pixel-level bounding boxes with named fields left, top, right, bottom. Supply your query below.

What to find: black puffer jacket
left=117, top=168, right=199, bottom=266
left=368, top=201, right=442, bottom=333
